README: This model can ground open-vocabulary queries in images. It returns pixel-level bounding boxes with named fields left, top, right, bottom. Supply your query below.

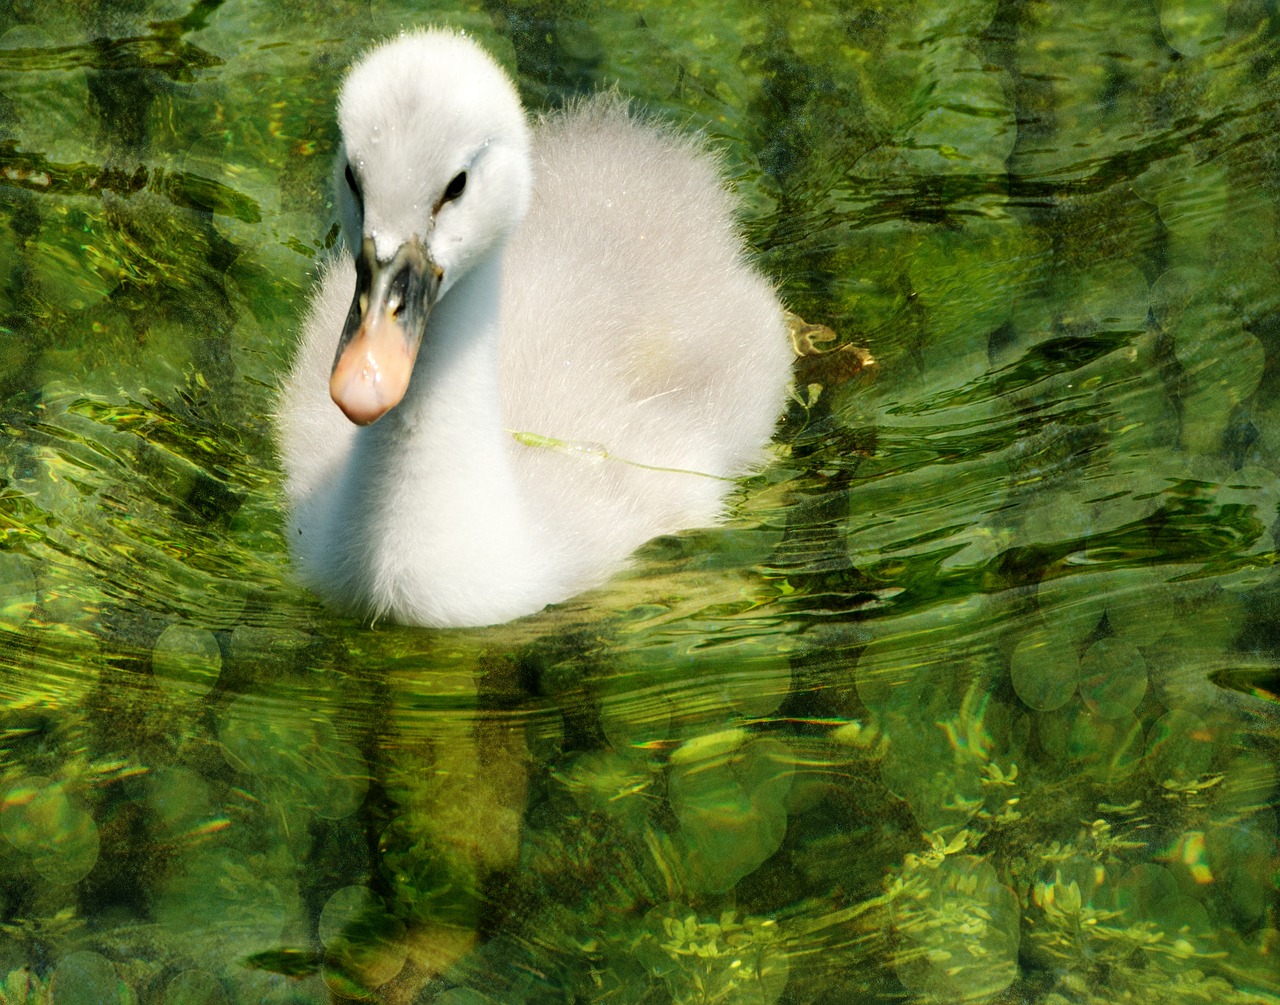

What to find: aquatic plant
left=0, top=0, right=1278, bottom=1003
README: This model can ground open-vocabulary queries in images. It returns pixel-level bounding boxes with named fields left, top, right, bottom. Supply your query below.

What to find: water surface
left=1, top=1, right=1278, bottom=1003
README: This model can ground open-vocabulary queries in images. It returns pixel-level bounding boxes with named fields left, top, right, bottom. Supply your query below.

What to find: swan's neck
left=343, top=251, right=562, bottom=626
left=397, top=253, right=508, bottom=438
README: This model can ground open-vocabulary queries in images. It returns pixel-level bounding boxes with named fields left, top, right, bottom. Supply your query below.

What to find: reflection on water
left=1, top=1, right=1279, bottom=1002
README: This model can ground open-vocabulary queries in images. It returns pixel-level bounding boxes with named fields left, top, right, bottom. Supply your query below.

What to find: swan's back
left=499, top=97, right=791, bottom=581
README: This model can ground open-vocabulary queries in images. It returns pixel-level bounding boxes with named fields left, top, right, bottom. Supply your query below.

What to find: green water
left=1, top=1, right=1278, bottom=1002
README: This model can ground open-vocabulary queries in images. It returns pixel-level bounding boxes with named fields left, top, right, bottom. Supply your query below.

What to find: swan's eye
left=442, top=171, right=467, bottom=203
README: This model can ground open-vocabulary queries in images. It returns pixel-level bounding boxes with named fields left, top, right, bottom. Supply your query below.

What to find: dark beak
left=329, top=236, right=443, bottom=425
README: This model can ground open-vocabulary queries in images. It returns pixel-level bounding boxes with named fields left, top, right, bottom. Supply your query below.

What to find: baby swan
left=277, top=29, right=793, bottom=627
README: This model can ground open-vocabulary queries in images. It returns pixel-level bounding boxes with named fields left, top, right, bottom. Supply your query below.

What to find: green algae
left=0, top=1, right=1277, bottom=1003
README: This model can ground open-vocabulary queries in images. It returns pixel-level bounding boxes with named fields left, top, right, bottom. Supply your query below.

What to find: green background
left=0, top=1, right=1278, bottom=1003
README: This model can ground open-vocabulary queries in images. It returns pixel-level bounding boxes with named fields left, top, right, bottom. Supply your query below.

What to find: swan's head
left=327, top=30, right=533, bottom=425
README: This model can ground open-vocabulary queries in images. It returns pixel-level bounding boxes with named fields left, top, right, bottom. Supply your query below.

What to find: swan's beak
left=330, top=237, right=442, bottom=425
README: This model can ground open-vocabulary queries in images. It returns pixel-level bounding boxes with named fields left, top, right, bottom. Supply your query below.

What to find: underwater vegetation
left=0, top=0, right=1278, bottom=1002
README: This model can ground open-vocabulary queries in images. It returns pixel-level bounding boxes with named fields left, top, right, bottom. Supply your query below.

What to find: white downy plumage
left=277, top=29, right=792, bottom=627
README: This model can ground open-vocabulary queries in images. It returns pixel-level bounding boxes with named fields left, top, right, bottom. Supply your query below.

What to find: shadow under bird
left=277, top=29, right=793, bottom=628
